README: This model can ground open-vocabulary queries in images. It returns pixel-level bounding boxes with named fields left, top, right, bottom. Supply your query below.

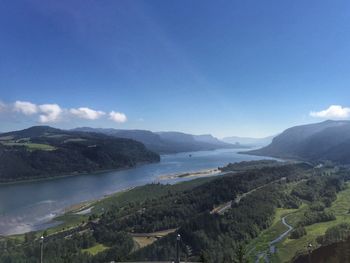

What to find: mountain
left=73, top=128, right=239, bottom=153
left=246, top=120, right=350, bottom=164
left=222, top=135, right=274, bottom=147
left=193, top=134, right=225, bottom=144
left=0, top=126, right=160, bottom=182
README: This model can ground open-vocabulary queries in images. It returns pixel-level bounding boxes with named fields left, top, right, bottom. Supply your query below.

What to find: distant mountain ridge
left=73, top=127, right=241, bottom=154
left=246, top=120, right=350, bottom=164
left=0, top=126, right=160, bottom=182
left=222, top=135, right=274, bottom=147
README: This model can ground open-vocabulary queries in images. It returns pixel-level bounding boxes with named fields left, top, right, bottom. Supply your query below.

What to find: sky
left=1, top=0, right=350, bottom=138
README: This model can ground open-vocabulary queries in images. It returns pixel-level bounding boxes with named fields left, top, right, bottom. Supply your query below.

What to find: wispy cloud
left=14, top=101, right=38, bottom=115
left=109, top=111, right=127, bottom=123
left=310, top=105, right=350, bottom=119
left=2, top=100, right=127, bottom=124
left=70, top=107, right=105, bottom=120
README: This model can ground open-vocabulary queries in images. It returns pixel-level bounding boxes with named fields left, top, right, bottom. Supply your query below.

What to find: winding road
left=255, top=215, right=294, bottom=263
left=269, top=216, right=293, bottom=254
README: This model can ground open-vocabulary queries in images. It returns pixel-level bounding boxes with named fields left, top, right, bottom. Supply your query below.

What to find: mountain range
left=72, top=127, right=240, bottom=153
left=247, top=120, right=350, bottom=165
left=222, top=135, right=274, bottom=147
left=4, top=120, right=350, bottom=183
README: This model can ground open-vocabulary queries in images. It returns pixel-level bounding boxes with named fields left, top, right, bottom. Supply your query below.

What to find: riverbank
left=157, top=168, right=222, bottom=180
left=3, top=172, right=217, bottom=237
left=0, top=161, right=157, bottom=186
left=26, top=168, right=228, bottom=236
left=16, top=176, right=217, bottom=239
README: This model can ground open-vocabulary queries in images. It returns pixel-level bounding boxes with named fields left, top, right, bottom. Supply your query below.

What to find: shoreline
left=63, top=186, right=136, bottom=214
left=0, top=161, right=158, bottom=186
left=61, top=167, right=222, bottom=215
left=45, top=168, right=223, bottom=229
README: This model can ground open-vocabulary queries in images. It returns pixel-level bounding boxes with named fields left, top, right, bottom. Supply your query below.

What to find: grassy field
left=132, top=228, right=177, bottom=249
left=133, top=236, right=158, bottom=249
left=0, top=141, right=56, bottom=151
left=275, top=183, right=350, bottom=262
left=81, top=243, right=109, bottom=255
left=132, top=230, right=175, bottom=249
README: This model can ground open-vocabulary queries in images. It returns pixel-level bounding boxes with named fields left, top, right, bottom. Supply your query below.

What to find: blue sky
left=1, top=0, right=350, bottom=137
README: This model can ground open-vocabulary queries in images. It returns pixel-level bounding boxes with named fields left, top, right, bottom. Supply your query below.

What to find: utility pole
left=175, top=234, right=181, bottom=263
left=40, top=236, right=44, bottom=263
left=307, top=243, right=312, bottom=263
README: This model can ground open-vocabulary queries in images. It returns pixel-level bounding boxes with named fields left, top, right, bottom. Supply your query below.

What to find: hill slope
left=73, top=128, right=238, bottom=153
left=246, top=120, right=350, bottom=164
left=0, top=126, right=160, bottom=182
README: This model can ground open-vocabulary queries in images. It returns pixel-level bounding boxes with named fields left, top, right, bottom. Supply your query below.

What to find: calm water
left=0, top=148, right=274, bottom=235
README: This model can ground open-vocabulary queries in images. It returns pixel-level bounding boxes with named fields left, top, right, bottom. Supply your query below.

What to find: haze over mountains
left=73, top=127, right=240, bottom=154
left=222, top=135, right=274, bottom=147
left=247, top=120, right=350, bottom=165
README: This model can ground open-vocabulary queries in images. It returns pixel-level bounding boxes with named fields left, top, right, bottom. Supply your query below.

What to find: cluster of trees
left=290, top=173, right=345, bottom=229
left=290, top=226, right=307, bottom=239
left=317, top=223, right=350, bottom=246
left=219, top=160, right=280, bottom=172
left=1, top=232, right=94, bottom=263
left=298, top=211, right=336, bottom=226
left=291, top=174, right=344, bottom=207
left=0, top=230, right=134, bottom=263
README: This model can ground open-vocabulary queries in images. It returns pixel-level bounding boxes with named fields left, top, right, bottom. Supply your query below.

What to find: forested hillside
left=0, top=126, right=160, bottom=182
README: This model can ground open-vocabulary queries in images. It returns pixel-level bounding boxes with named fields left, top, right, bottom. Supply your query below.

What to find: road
left=211, top=177, right=287, bottom=215
left=269, top=216, right=293, bottom=253
left=216, top=201, right=232, bottom=215
left=255, top=215, right=294, bottom=263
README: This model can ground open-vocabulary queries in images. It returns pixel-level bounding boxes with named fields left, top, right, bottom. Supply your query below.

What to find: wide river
left=0, top=148, right=274, bottom=236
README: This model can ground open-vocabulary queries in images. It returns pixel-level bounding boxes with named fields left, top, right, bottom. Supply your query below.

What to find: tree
left=233, top=244, right=248, bottom=263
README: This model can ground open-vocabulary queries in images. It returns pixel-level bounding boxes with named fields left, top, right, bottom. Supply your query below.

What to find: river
left=0, top=148, right=274, bottom=236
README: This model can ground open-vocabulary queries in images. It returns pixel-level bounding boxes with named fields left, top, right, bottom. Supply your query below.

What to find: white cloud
left=9, top=100, right=127, bottom=124
left=70, top=107, right=105, bottom=120
left=13, top=101, right=38, bottom=115
left=38, top=104, right=63, bottom=123
left=310, top=105, right=350, bottom=119
left=109, top=111, right=127, bottom=123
